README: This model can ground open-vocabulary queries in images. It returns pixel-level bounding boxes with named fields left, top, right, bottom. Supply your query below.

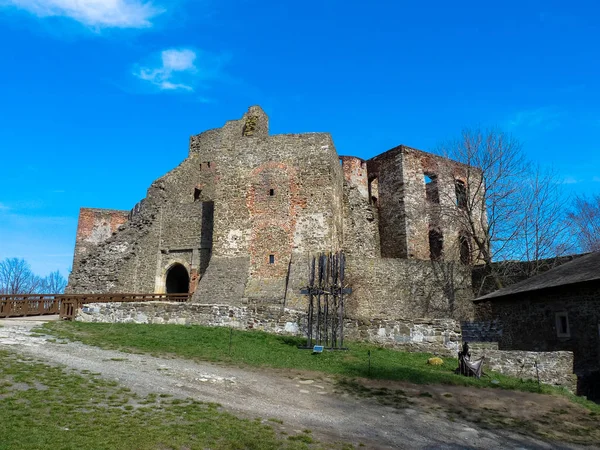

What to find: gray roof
left=474, top=251, right=600, bottom=302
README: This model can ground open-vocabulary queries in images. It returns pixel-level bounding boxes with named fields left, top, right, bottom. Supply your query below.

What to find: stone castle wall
left=76, top=301, right=463, bottom=355
left=345, top=257, right=475, bottom=321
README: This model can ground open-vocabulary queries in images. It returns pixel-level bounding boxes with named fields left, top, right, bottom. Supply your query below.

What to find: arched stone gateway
left=165, top=264, right=190, bottom=294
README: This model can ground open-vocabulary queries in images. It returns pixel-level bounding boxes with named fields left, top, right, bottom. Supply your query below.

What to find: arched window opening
left=455, top=180, right=468, bottom=209
left=429, top=229, right=444, bottom=261
left=459, top=234, right=471, bottom=265
left=165, top=264, right=190, bottom=294
left=424, top=173, right=439, bottom=204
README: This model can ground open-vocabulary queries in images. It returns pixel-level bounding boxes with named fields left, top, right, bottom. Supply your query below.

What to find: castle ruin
left=67, top=106, right=485, bottom=321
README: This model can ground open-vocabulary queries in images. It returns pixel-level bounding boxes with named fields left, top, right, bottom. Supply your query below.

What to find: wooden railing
left=0, top=293, right=191, bottom=320
left=0, top=295, right=61, bottom=318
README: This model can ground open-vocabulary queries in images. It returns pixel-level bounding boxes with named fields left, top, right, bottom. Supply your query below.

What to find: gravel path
left=0, top=318, right=583, bottom=450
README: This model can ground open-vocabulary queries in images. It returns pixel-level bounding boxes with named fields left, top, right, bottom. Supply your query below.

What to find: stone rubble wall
left=75, top=302, right=576, bottom=391
left=343, top=317, right=462, bottom=356
left=471, top=348, right=576, bottom=392
left=76, top=302, right=462, bottom=355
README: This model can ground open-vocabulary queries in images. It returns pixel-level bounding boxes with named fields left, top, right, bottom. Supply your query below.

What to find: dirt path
left=0, top=318, right=589, bottom=450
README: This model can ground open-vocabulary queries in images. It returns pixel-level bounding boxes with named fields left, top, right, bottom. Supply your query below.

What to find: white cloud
left=135, top=49, right=197, bottom=91
left=1, top=0, right=164, bottom=28
left=133, top=48, right=229, bottom=93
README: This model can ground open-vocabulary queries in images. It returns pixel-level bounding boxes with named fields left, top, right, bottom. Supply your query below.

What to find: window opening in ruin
left=269, top=188, right=275, bottom=196
left=207, top=161, right=211, bottom=168
left=429, top=229, right=444, bottom=261
left=199, top=163, right=202, bottom=169
left=368, top=177, right=379, bottom=206
left=194, top=188, right=202, bottom=202
left=424, top=173, right=440, bottom=203
left=269, top=254, right=275, bottom=264
left=455, top=180, right=468, bottom=209
left=459, top=234, right=471, bottom=265
left=165, top=263, right=190, bottom=294
left=556, top=312, right=570, bottom=337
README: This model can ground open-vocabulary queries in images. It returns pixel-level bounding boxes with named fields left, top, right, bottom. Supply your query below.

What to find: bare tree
left=567, top=194, right=600, bottom=252
left=519, top=165, right=573, bottom=275
left=39, top=270, right=67, bottom=294
left=0, top=258, right=67, bottom=294
left=0, top=258, right=42, bottom=294
left=436, top=128, right=570, bottom=292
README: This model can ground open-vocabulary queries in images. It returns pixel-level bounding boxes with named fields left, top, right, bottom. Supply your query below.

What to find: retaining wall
left=77, top=302, right=461, bottom=355
left=76, top=302, right=575, bottom=391
left=472, top=348, right=576, bottom=392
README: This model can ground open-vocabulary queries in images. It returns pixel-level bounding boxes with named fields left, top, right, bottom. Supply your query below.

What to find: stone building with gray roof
left=474, top=251, right=600, bottom=400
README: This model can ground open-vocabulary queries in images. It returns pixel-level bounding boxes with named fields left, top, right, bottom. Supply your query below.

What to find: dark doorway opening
left=429, top=229, right=444, bottom=261
left=165, top=264, right=190, bottom=293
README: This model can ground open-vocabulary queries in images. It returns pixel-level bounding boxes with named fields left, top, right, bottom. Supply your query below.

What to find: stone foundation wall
left=471, top=348, right=576, bottom=392
left=76, top=302, right=462, bottom=355
left=344, top=317, right=461, bottom=356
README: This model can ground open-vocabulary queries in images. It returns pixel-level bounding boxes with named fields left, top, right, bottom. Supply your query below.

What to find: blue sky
left=1, top=0, right=599, bottom=278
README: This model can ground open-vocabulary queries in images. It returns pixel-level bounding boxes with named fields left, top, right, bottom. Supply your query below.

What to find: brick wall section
left=368, top=148, right=407, bottom=258
left=367, top=146, right=485, bottom=262
left=71, top=208, right=129, bottom=274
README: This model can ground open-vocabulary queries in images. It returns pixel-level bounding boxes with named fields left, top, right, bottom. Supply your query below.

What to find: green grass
left=39, top=321, right=600, bottom=412
left=0, top=349, right=342, bottom=450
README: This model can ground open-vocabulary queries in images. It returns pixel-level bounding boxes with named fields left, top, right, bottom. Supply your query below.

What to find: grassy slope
left=40, top=321, right=597, bottom=410
left=0, top=349, right=346, bottom=450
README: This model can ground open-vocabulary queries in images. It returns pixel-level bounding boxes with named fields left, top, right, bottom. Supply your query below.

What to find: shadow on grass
left=275, top=335, right=307, bottom=347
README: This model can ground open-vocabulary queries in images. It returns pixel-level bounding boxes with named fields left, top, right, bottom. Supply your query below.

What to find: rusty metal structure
left=301, top=252, right=351, bottom=349
left=0, top=293, right=190, bottom=320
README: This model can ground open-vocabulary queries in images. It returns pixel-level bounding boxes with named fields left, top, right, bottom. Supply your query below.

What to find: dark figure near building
left=456, top=341, right=485, bottom=378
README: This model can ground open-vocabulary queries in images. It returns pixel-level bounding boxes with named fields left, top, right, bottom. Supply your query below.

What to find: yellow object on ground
left=427, top=357, right=444, bottom=366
